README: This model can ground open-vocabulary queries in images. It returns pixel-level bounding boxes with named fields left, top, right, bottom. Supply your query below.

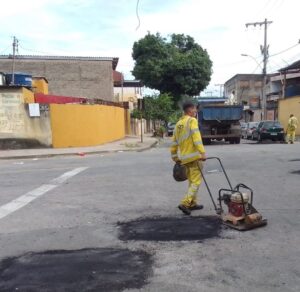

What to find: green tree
left=131, top=93, right=174, bottom=125
left=132, top=33, right=212, bottom=103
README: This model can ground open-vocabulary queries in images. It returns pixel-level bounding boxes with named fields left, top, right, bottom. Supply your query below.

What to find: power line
left=245, top=19, right=273, bottom=74
left=18, top=44, right=54, bottom=55
left=0, top=44, right=11, bottom=55
left=217, top=55, right=261, bottom=68
left=245, top=18, right=273, bottom=120
left=136, top=0, right=141, bottom=31
left=251, top=61, right=264, bottom=73
left=269, top=42, right=300, bottom=58
left=257, top=0, right=273, bottom=17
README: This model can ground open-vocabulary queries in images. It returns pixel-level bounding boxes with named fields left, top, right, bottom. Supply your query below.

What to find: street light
left=241, top=54, right=263, bottom=71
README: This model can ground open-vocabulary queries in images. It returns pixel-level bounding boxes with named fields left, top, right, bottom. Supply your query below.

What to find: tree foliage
left=131, top=93, right=174, bottom=124
left=132, top=33, right=213, bottom=103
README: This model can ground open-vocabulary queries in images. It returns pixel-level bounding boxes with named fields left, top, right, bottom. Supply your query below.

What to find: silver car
left=246, top=122, right=259, bottom=139
left=241, top=122, right=248, bottom=139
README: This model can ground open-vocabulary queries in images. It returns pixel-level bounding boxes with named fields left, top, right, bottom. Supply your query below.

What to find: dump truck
left=197, top=98, right=243, bottom=145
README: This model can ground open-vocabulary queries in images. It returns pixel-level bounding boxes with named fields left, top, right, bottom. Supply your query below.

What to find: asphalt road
left=0, top=139, right=299, bottom=292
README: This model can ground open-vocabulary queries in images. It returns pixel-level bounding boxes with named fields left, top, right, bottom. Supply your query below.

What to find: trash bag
left=173, top=162, right=187, bottom=182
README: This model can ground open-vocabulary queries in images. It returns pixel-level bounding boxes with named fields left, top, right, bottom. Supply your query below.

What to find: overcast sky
left=1, top=0, right=300, bottom=96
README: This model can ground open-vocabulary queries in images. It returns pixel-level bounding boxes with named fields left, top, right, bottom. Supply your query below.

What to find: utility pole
left=215, top=84, right=224, bottom=97
left=245, top=19, right=273, bottom=119
left=121, top=72, right=124, bottom=102
left=11, top=36, right=19, bottom=85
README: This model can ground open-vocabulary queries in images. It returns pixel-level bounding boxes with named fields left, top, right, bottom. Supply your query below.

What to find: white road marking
left=51, top=167, right=88, bottom=185
left=0, top=167, right=88, bottom=220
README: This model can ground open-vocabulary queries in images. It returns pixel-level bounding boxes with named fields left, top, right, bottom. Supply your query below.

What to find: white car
left=167, top=122, right=176, bottom=136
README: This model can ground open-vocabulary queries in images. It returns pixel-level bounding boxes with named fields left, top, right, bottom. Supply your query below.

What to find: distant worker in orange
left=286, top=114, right=298, bottom=144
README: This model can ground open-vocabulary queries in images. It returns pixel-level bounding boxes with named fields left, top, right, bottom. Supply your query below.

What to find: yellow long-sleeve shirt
left=170, top=115, right=206, bottom=164
left=288, top=116, right=298, bottom=131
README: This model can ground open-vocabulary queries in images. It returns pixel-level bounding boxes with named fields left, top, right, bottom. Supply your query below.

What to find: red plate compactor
left=199, top=157, right=267, bottom=231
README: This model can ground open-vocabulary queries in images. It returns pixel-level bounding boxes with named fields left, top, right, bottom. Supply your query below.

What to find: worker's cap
left=182, top=101, right=196, bottom=112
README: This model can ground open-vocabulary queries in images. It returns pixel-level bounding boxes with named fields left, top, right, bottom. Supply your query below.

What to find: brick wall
left=0, top=58, right=114, bottom=100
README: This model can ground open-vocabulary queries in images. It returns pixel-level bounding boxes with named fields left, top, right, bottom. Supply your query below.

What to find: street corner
left=0, top=248, right=153, bottom=292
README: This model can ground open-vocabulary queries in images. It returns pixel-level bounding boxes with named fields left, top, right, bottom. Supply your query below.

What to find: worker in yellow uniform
left=170, top=101, right=206, bottom=215
left=286, top=114, right=298, bottom=144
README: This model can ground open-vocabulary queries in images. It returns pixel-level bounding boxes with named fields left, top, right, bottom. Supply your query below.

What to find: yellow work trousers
left=286, top=129, right=296, bottom=143
left=181, top=160, right=202, bottom=208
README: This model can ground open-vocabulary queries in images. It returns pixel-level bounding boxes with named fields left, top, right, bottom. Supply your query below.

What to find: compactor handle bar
left=198, top=157, right=234, bottom=213
left=204, top=157, right=233, bottom=190
left=199, top=157, right=254, bottom=213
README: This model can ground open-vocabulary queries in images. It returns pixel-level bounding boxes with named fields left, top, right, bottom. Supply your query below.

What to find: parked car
left=167, top=122, right=176, bottom=136
left=246, top=122, right=259, bottom=140
left=241, top=122, right=248, bottom=139
left=252, top=121, right=285, bottom=142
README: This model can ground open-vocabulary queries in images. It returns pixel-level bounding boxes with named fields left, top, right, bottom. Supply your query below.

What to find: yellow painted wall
left=124, top=109, right=131, bottom=135
left=32, top=78, right=49, bottom=94
left=22, top=87, right=35, bottom=103
left=278, top=96, right=300, bottom=136
left=50, top=104, right=125, bottom=148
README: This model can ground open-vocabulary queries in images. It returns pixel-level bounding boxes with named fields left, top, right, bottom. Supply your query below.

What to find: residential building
left=0, top=55, right=118, bottom=100
left=224, top=74, right=264, bottom=122
left=113, top=71, right=143, bottom=109
left=265, top=60, right=300, bottom=121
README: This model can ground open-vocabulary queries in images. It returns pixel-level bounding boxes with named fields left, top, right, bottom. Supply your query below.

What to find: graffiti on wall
left=0, top=93, right=25, bottom=133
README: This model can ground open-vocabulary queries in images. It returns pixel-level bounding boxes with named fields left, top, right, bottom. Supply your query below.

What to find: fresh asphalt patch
left=0, top=248, right=153, bottom=292
left=290, top=170, right=300, bottom=174
left=118, top=216, right=222, bottom=241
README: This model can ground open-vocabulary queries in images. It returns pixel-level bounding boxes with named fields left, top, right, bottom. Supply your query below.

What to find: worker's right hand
left=200, top=153, right=207, bottom=161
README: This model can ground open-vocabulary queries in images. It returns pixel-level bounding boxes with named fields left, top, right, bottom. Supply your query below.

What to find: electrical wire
left=267, top=59, right=283, bottom=73
left=0, top=45, right=11, bottom=55
left=18, top=44, right=55, bottom=56
left=269, top=43, right=300, bottom=58
left=251, top=61, right=263, bottom=73
left=136, top=0, right=141, bottom=31
left=256, top=0, right=273, bottom=18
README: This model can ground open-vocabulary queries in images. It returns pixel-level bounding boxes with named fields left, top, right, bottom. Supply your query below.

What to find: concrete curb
left=0, top=140, right=159, bottom=160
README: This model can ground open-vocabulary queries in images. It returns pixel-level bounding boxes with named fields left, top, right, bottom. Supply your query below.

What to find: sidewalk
left=0, top=135, right=158, bottom=160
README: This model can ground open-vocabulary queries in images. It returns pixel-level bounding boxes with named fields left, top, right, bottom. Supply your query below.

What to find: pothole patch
left=0, top=248, right=152, bottom=292
left=290, top=170, right=300, bottom=174
left=118, top=216, right=222, bottom=241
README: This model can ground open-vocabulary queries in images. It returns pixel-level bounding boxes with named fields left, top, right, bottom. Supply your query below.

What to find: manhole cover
left=0, top=248, right=152, bottom=292
left=118, top=216, right=222, bottom=241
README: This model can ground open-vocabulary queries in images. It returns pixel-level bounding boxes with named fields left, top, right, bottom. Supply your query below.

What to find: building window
left=239, top=81, right=250, bottom=88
